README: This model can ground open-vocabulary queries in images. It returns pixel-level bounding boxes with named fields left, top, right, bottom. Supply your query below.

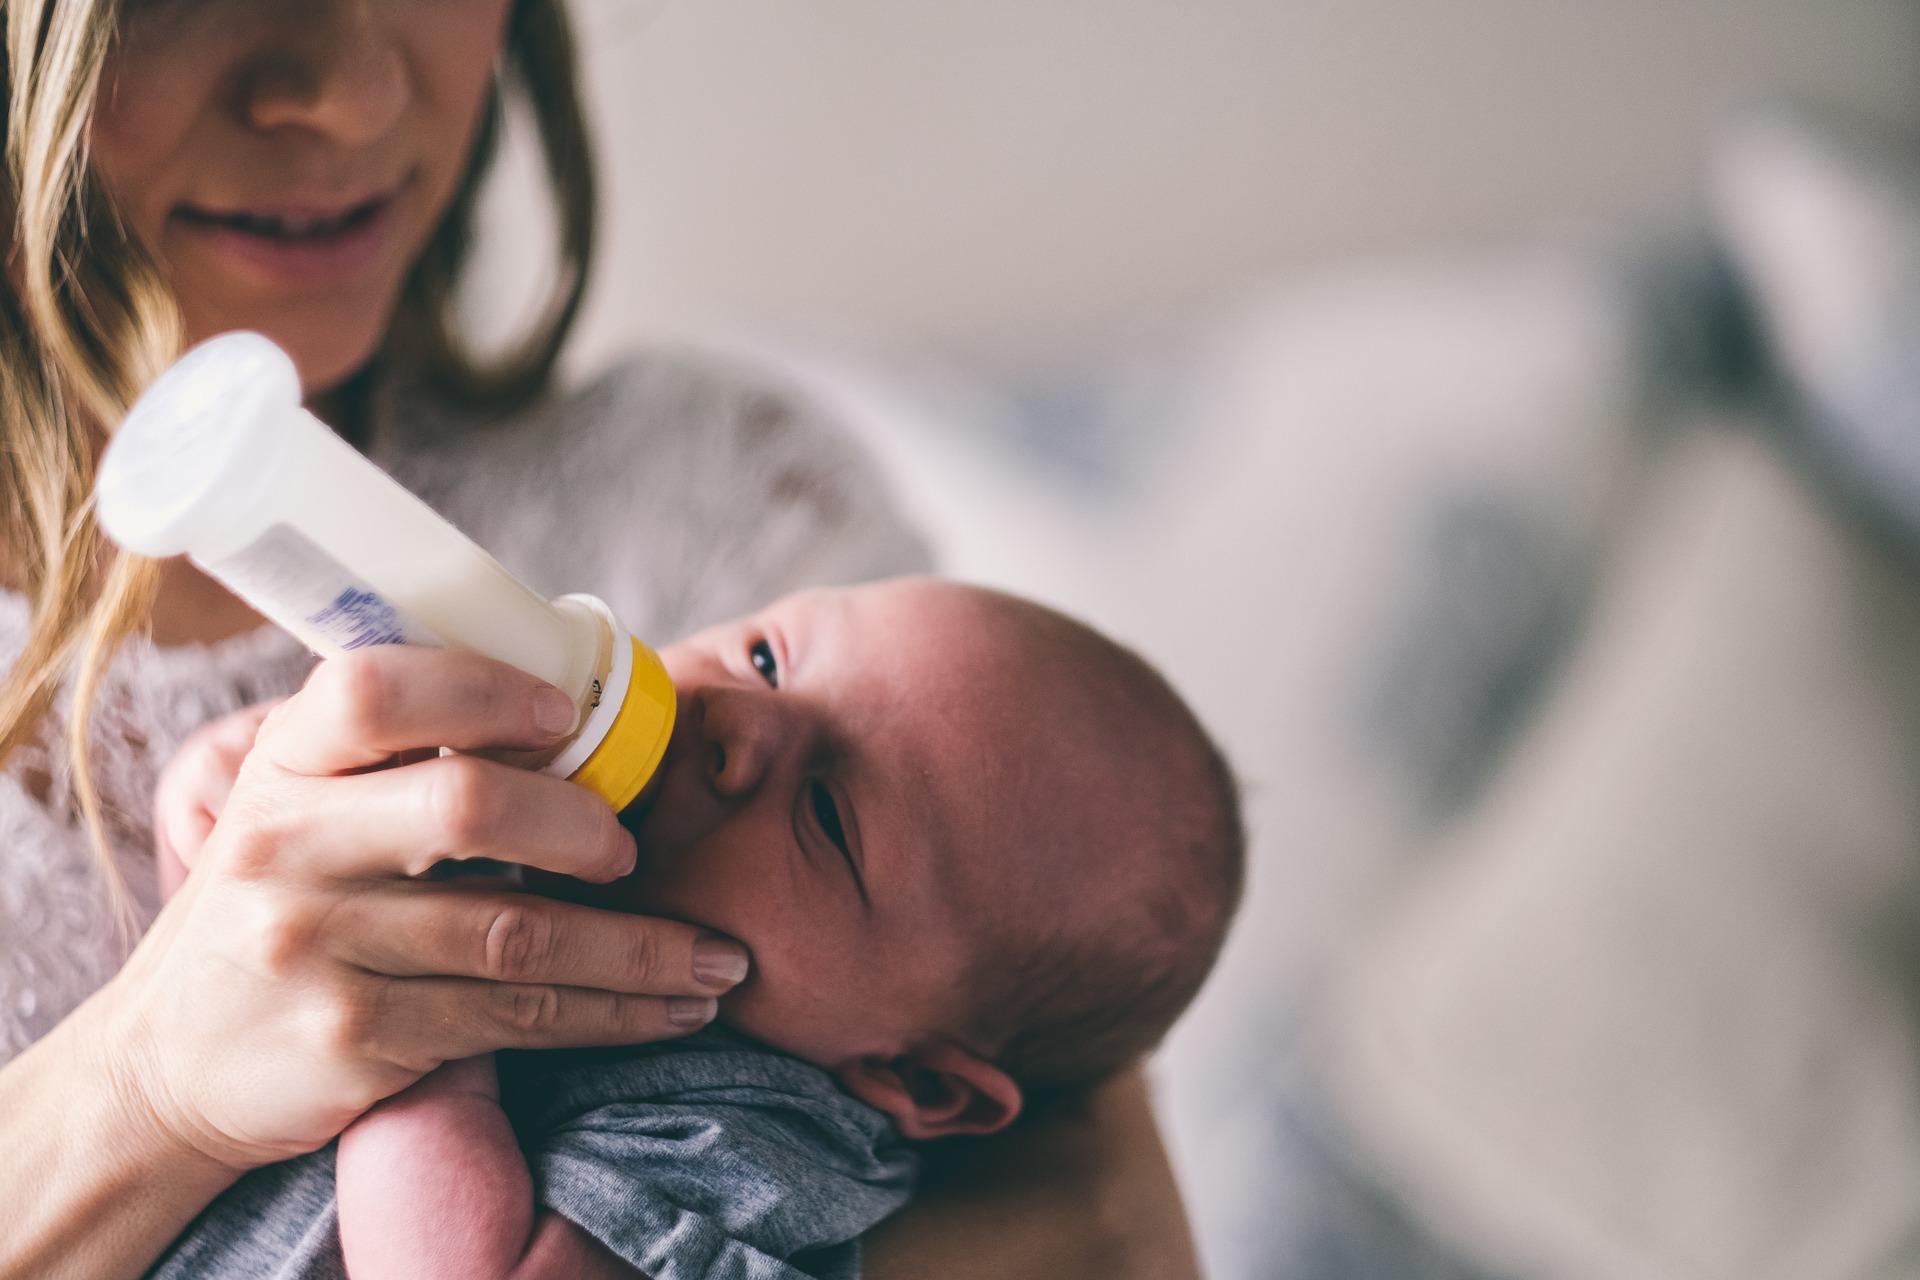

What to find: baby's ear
left=837, top=1041, right=1022, bottom=1139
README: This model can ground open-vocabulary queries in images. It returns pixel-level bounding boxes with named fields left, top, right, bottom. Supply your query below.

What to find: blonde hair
left=0, top=0, right=596, bottom=899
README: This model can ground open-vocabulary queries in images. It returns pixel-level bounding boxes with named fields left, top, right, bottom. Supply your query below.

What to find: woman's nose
left=693, top=687, right=791, bottom=803
left=240, top=0, right=409, bottom=144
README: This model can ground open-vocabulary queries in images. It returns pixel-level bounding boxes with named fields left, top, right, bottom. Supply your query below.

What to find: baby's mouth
left=617, top=785, right=660, bottom=843
left=619, top=693, right=702, bottom=834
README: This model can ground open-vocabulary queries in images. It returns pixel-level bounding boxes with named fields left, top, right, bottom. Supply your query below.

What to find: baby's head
left=610, top=577, right=1243, bottom=1138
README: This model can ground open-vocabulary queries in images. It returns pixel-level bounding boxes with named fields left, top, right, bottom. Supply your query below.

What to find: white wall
left=539, top=0, right=1920, bottom=361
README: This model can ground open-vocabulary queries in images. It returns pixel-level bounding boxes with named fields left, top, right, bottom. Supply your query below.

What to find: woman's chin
left=168, top=250, right=418, bottom=397
left=177, top=296, right=393, bottom=399
left=288, top=326, right=392, bottom=398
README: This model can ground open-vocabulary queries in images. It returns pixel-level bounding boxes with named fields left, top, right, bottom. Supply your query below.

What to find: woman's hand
left=105, top=645, right=747, bottom=1172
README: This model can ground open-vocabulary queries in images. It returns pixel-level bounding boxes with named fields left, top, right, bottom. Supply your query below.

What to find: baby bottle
left=94, top=332, right=676, bottom=812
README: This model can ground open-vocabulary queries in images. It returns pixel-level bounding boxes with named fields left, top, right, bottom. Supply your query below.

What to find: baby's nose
left=696, top=687, right=785, bottom=800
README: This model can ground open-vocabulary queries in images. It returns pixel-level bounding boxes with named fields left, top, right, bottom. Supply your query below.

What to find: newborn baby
left=148, top=577, right=1243, bottom=1280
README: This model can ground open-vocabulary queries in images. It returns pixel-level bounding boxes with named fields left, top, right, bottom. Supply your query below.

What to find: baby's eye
left=749, top=638, right=779, bottom=688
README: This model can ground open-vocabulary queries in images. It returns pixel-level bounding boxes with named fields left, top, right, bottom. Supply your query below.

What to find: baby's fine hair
left=958, top=595, right=1247, bottom=1101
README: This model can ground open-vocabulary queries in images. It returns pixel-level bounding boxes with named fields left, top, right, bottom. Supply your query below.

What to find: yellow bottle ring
left=570, top=639, right=677, bottom=812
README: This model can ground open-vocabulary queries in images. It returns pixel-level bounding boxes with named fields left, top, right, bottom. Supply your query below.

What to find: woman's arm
left=0, top=647, right=747, bottom=1280
left=863, top=1069, right=1201, bottom=1280
left=0, top=1002, right=240, bottom=1280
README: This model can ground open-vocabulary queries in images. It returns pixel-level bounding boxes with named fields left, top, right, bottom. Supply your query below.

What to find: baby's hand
left=154, top=699, right=281, bottom=897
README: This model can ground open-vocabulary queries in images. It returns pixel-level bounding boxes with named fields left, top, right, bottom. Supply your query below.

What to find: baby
left=147, top=577, right=1243, bottom=1280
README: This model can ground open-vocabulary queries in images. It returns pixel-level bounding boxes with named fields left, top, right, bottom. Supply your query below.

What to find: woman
left=0, top=1, right=1199, bottom=1276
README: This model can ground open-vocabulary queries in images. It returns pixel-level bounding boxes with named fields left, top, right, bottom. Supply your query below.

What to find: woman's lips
left=169, top=190, right=402, bottom=285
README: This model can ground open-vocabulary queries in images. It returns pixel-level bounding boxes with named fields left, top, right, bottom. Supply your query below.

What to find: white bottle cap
left=98, top=332, right=298, bottom=559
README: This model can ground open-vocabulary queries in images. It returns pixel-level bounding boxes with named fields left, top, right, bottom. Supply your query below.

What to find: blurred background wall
left=526, top=0, right=1920, bottom=359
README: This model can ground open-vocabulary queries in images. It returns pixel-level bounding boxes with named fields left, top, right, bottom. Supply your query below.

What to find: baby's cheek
left=716, top=960, right=874, bottom=1069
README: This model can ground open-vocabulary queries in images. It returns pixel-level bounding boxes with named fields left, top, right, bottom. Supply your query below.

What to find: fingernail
left=667, top=996, right=718, bottom=1028
left=692, top=937, right=751, bottom=988
left=533, top=688, right=577, bottom=737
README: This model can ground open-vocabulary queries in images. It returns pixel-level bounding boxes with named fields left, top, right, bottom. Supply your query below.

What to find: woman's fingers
left=331, top=885, right=749, bottom=998
left=233, top=754, right=637, bottom=883
left=369, top=978, right=720, bottom=1061
left=258, top=647, right=578, bottom=777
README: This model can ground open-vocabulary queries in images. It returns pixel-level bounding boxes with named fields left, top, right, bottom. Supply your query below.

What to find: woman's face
left=91, top=0, right=514, bottom=394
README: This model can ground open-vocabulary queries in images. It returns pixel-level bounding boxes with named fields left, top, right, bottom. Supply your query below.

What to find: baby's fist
left=154, top=699, right=281, bottom=897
